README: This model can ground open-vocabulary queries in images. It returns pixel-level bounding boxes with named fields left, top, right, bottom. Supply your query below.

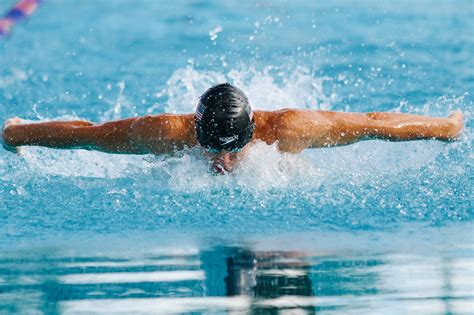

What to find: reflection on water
left=1, top=241, right=473, bottom=314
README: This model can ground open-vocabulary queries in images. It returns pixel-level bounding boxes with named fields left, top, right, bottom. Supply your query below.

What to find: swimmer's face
left=203, top=144, right=251, bottom=174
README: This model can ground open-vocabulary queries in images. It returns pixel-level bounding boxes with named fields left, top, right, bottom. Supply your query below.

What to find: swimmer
left=2, top=83, right=464, bottom=174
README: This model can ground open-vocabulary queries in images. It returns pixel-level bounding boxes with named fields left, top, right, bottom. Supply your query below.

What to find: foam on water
left=0, top=0, right=472, bottom=241
left=152, top=65, right=335, bottom=115
left=3, top=65, right=467, bottom=178
left=5, top=65, right=336, bottom=183
left=0, top=66, right=452, bottom=184
left=1, top=65, right=472, bottom=238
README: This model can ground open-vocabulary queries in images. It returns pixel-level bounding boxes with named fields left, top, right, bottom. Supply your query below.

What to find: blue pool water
left=1, top=0, right=473, bottom=313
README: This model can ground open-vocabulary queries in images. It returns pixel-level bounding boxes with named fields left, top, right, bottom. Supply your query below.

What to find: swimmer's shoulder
left=132, top=113, right=194, bottom=128
left=253, top=109, right=332, bottom=147
left=253, top=109, right=327, bottom=127
left=253, top=109, right=298, bottom=144
left=128, top=113, right=197, bottom=153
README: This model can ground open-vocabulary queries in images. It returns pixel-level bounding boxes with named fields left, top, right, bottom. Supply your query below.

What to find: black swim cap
left=195, top=83, right=254, bottom=152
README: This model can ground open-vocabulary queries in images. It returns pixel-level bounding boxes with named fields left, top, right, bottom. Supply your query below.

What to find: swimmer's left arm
left=272, top=110, right=361, bottom=153
left=272, top=109, right=464, bottom=153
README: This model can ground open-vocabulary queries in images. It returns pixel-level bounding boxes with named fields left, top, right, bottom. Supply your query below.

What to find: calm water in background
left=0, top=0, right=473, bottom=314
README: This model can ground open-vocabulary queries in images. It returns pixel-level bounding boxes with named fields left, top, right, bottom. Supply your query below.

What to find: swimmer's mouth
left=211, top=157, right=237, bottom=175
left=213, top=164, right=227, bottom=175
left=207, top=148, right=248, bottom=175
left=212, top=162, right=233, bottom=175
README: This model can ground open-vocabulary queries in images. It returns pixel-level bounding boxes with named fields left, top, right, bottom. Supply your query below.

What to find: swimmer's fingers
left=4, top=117, right=23, bottom=129
left=2, top=117, right=23, bottom=154
left=2, top=141, right=21, bottom=154
left=1, top=130, right=21, bottom=154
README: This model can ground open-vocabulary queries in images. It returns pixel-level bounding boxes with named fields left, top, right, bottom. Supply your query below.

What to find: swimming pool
left=1, top=0, right=473, bottom=313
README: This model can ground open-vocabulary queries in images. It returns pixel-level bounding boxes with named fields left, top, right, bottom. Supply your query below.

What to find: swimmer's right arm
left=2, top=117, right=143, bottom=154
left=2, top=114, right=198, bottom=154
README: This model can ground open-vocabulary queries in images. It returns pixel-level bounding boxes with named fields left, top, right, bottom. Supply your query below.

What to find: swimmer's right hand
left=2, top=117, right=22, bottom=154
left=2, top=141, right=20, bottom=154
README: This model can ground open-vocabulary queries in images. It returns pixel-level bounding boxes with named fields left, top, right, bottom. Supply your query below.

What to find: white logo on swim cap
left=195, top=100, right=206, bottom=122
left=219, top=135, right=239, bottom=145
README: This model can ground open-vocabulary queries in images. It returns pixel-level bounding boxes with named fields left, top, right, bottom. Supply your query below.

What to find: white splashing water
left=159, top=65, right=334, bottom=114
left=101, top=81, right=132, bottom=121
left=3, top=66, right=449, bottom=193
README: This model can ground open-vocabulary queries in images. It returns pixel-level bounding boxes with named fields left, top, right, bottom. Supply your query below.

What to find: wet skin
left=2, top=110, right=464, bottom=174
left=203, top=144, right=253, bottom=174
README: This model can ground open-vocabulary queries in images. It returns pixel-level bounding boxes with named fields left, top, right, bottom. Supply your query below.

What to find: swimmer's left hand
left=446, top=110, right=464, bottom=141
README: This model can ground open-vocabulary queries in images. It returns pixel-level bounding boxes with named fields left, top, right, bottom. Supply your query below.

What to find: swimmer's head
left=195, top=83, right=255, bottom=153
